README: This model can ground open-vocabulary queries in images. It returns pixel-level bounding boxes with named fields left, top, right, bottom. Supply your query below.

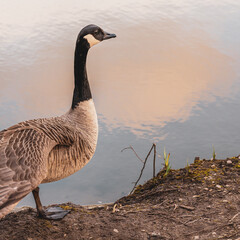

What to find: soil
left=0, top=157, right=240, bottom=240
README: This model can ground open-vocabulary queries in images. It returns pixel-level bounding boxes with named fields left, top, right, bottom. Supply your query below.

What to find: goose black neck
left=71, top=40, right=91, bottom=109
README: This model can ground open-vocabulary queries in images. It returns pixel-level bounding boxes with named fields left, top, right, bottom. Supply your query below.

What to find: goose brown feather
left=0, top=123, right=57, bottom=218
left=0, top=99, right=98, bottom=218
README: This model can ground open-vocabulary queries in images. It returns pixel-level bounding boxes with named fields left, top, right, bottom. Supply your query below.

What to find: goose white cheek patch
left=84, top=34, right=100, bottom=47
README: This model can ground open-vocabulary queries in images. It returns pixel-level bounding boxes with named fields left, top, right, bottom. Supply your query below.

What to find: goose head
left=77, top=24, right=116, bottom=48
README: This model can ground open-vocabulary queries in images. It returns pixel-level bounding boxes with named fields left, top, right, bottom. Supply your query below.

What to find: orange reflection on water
left=89, top=22, right=235, bottom=137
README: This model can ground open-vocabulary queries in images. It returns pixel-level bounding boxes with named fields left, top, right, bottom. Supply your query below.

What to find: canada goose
left=0, top=24, right=116, bottom=220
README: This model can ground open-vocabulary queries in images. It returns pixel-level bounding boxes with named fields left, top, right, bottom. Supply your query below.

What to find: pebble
left=194, top=236, right=199, bottom=240
left=222, top=200, right=228, bottom=203
left=227, top=160, right=232, bottom=165
left=151, top=232, right=160, bottom=236
left=211, top=164, right=215, bottom=168
left=113, top=229, right=119, bottom=233
left=204, top=188, right=208, bottom=191
left=206, top=205, right=211, bottom=209
left=179, top=198, right=183, bottom=202
left=193, top=195, right=200, bottom=198
left=212, top=232, right=217, bottom=236
left=216, top=185, right=222, bottom=189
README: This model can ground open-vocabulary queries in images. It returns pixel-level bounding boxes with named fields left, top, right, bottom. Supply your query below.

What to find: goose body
left=0, top=25, right=116, bottom=219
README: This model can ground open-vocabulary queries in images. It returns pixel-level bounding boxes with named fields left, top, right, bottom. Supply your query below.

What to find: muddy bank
left=0, top=157, right=240, bottom=240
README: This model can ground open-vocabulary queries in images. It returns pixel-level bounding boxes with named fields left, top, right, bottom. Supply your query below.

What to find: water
left=0, top=0, right=240, bottom=207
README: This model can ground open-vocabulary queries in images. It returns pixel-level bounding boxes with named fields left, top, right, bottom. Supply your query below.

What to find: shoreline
left=1, top=157, right=240, bottom=240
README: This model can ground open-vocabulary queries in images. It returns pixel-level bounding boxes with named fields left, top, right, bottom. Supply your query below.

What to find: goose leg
left=32, top=187, right=70, bottom=220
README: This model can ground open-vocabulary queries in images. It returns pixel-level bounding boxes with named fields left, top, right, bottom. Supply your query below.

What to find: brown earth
left=0, top=157, right=240, bottom=240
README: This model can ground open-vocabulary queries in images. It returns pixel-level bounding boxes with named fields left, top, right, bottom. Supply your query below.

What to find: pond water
left=0, top=0, right=240, bottom=207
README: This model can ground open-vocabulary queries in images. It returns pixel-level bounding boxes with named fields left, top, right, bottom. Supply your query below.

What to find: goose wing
left=0, top=123, right=59, bottom=212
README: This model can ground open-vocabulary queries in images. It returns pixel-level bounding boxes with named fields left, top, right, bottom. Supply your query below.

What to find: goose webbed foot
left=38, top=206, right=70, bottom=220
left=32, top=186, right=70, bottom=220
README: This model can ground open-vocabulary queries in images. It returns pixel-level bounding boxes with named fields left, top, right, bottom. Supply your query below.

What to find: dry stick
left=230, top=212, right=240, bottom=222
left=153, top=143, right=156, bottom=178
left=130, top=144, right=154, bottom=194
left=121, top=145, right=144, bottom=163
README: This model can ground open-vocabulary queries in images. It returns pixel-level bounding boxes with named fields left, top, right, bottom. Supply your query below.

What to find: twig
left=121, top=145, right=144, bottom=163
left=153, top=143, right=156, bottom=178
left=130, top=144, right=155, bottom=194
left=230, top=212, right=240, bottom=222
left=179, top=205, right=195, bottom=211
left=183, top=218, right=199, bottom=225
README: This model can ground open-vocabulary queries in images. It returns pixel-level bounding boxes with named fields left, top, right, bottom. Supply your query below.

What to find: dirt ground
left=0, top=157, right=240, bottom=240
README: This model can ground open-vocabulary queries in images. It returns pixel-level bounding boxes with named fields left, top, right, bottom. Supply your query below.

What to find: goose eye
left=94, top=30, right=99, bottom=35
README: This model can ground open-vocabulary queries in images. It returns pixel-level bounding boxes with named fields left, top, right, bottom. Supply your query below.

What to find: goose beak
left=103, top=32, right=117, bottom=40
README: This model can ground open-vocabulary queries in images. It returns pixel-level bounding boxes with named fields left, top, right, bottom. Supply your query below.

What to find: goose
left=0, top=24, right=116, bottom=220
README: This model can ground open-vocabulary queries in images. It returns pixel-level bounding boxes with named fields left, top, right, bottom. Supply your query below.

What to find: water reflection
left=0, top=22, right=235, bottom=138
left=91, top=23, right=235, bottom=137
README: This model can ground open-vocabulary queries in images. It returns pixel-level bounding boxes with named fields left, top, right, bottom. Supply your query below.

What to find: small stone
left=194, top=236, right=199, bottom=240
left=141, top=229, right=145, bottom=232
left=113, top=229, right=119, bottom=233
left=222, top=200, right=228, bottom=203
left=64, top=234, right=67, bottom=237
left=211, top=164, right=215, bottom=168
left=216, top=185, right=221, bottom=189
left=204, top=188, right=208, bottom=191
left=206, top=205, right=211, bottom=209
left=227, top=160, right=232, bottom=165
left=179, top=198, right=183, bottom=202
left=151, top=232, right=160, bottom=236
left=212, top=232, right=217, bottom=236
left=193, top=195, right=200, bottom=198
